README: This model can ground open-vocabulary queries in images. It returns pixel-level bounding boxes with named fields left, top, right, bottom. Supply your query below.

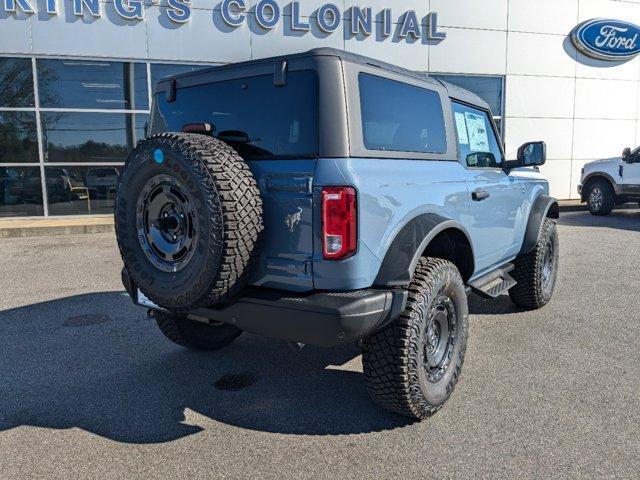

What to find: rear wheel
left=154, top=311, right=242, bottom=351
left=362, top=258, right=469, bottom=419
left=586, top=179, right=614, bottom=216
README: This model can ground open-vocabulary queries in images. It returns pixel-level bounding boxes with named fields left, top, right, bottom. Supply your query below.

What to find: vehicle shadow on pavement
left=0, top=292, right=412, bottom=444
left=467, top=294, right=520, bottom=315
left=557, top=210, right=640, bottom=232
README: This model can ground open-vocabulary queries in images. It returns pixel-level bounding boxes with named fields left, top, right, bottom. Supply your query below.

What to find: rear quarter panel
left=312, top=157, right=470, bottom=290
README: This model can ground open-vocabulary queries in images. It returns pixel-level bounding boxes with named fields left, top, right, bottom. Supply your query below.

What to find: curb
left=0, top=224, right=115, bottom=239
left=558, top=203, right=586, bottom=212
left=0, top=217, right=115, bottom=239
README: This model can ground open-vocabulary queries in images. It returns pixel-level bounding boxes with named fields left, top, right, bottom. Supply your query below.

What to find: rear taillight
left=321, top=186, right=357, bottom=260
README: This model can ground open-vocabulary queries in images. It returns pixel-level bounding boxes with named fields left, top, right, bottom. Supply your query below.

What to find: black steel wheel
left=422, top=295, right=457, bottom=383
left=362, top=257, right=469, bottom=419
left=137, top=174, right=199, bottom=273
left=115, top=133, right=263, bottom=310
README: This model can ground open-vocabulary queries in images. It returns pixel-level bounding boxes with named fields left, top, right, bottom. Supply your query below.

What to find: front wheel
left=586, top=180, right=614, bottom=216
left=362, top=258, right=469, bottom=419
left=509, top=218, right=559, bottom=310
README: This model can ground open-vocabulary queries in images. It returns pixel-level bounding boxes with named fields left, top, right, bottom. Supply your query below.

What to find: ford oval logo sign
left=571, top=18, right=640, bottom=61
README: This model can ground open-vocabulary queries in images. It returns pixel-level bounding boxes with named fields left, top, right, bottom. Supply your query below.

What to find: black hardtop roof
left=163, top=48, right=489, bottom=110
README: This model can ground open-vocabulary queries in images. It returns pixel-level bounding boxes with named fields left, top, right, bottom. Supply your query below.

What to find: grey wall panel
left=147, top=7, right=251, bottom=62
left=344, top=22, right=429, bottom=71
left=250, top=14, right=345, bottom=60
left=31, top=4, right=147, bottom=58
left=0, top=13, right=33, bottom=55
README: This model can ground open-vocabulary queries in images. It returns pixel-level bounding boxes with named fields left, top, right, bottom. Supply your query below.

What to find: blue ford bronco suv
left=116, top=49, right=559, bottom=419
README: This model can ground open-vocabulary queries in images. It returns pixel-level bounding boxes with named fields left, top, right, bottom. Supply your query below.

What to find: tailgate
left=246, top=159, right=316, bottom=291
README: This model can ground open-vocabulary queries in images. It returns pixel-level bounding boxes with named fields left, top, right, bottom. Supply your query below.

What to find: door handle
left=472, top=189, right=490, bottom=201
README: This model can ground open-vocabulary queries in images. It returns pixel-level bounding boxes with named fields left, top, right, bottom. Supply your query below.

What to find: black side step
left=468, top=263, right=517, bottom=299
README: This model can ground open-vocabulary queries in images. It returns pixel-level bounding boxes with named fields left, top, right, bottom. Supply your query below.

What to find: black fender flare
left=518, top=194, right=559, bottom=256
left=374, top=213, right=475, bottom=287
left=581, top=172, right=622, bottom=199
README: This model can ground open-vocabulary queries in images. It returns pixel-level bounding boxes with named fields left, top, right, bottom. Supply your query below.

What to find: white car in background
left=578, top=147, right=640, bottom=216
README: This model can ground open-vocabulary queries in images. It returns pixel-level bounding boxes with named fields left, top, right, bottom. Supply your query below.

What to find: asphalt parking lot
left=0, top=209, right=639, bottom=479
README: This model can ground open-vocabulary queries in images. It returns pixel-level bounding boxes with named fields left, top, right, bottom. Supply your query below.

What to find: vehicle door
left=622, top=146, right=640, bottom=196
left=453, top=101, right=524, bottom=272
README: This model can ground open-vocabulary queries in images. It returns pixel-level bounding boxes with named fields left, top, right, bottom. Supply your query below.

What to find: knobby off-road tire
left=362, top=258, right=469, bottom=420
left=586, top=179, right=614, bottom=216
left=154, top=311, right=242, bottom=351
left=509, top=218, right=559, bottom=310
left=115, top=133, right=263, bottom=310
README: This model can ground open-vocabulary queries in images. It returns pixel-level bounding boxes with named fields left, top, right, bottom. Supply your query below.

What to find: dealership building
left=1, top=0, right=639, bottom=217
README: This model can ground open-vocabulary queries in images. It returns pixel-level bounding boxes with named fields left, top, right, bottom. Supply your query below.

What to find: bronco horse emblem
left=285, top=207, right=303, bottom=232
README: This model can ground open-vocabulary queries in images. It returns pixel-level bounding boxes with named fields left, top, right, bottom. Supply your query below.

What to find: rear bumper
left=123, top=269, right=407, bottom=348
left=190, top=289, right=407, bottom=347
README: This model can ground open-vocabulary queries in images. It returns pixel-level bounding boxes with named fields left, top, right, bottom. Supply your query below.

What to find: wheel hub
left=136, top=174, right=198, bottom=273
left=589, top=187, right=603, bottom=210
left=422, top=295, right=457, bottom=383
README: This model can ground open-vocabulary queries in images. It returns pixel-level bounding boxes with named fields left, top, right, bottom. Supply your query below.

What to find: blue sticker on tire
left=154, top=149, right=164, bottom=164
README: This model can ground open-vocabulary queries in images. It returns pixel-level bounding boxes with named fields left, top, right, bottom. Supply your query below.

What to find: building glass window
left=150, top=63, right=212, bottom=85
left=0, top=56, right=154, bottom=217
left=0, top=58, right=34, bottom=108
left=37, top=59, right=149, bottom=110
left=0, top=167, right=44, bottom=217
left=41, top=112, right=149, bottom=163
left=432, top=74, right=504, bottom=135
left=45, top=166, right=122, bottom=216
left=0, top=112, right=39, bottom=163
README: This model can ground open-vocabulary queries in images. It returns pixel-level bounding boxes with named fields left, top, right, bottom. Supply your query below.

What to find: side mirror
left=623, top=147, right=632, bottom=163
left=517, top=141, right=546, bottom=167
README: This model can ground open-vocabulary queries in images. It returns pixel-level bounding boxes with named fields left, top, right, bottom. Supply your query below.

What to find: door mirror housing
left=622, top=147, right=633, bottom=163
left=503, top=141, right=546, bottom=171
left=517, top=141, right=546, bottom=167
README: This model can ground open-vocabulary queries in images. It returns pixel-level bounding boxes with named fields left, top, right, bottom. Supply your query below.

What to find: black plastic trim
left=519, top=194, right=559, bottom=256
left=124, top=272, right=408, bottom=348
left=374, top=213, right=475, bottom=287
left=186, top=289, right=407, bottom=348
left=581, top=172, right=622, bottom=199
left=274, top=60, right=288, bottom=87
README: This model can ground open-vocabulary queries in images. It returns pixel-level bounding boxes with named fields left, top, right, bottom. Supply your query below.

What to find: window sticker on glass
left=454, top=112, right=469, bottom=145
left=464, top=112, right=489, bottom=152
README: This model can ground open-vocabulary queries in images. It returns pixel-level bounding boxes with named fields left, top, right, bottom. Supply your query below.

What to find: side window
left=452, top=102, right=503, bottom=168
left=359, top=73, right=447, bottom=155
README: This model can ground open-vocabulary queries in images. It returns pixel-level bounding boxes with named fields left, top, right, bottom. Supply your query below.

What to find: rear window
left=153, top=70, right=318, bottom=159
left=359, top=73, right=447, bottom=155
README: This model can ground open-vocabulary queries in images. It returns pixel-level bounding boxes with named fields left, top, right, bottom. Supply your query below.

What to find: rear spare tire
left=115, top=133, right=263, bottom=310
